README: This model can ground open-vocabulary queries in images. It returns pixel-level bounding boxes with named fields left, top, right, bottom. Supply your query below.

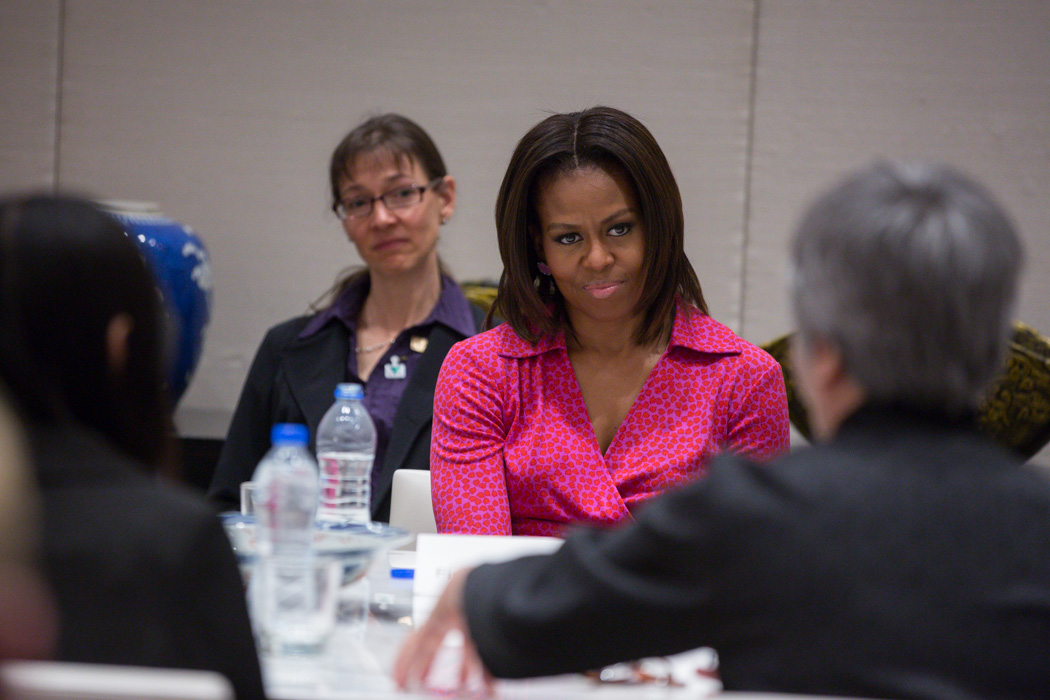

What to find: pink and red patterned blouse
left=431, top=303, right=789, bottom=536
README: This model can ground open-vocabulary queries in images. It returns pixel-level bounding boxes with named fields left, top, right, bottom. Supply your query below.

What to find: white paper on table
left=412, top=533, right=562, bottom=624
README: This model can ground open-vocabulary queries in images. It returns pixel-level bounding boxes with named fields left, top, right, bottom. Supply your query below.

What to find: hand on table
left=393, top=567, right=495, bottom=696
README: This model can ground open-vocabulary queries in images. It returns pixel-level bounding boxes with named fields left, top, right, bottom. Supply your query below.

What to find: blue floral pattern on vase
left=102, top=201, right=213, bottom=404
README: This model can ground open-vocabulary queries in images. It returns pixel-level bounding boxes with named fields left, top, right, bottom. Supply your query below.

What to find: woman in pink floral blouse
left=432, top=107, right=788, bottom=537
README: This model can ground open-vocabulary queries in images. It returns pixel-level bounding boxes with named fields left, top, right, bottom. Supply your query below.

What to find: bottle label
left=316, top=451, right=373, bottom=524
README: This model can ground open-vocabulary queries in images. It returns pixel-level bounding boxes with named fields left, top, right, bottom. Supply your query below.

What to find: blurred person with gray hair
left=394, top=161, right=1050, bottom=700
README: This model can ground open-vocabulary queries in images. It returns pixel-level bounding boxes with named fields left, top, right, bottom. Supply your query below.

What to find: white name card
left=412, top=533, right=563, bottom=623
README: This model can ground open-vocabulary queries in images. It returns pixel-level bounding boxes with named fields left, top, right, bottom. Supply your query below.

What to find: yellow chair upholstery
left=460, top=280, right=499, bottom=316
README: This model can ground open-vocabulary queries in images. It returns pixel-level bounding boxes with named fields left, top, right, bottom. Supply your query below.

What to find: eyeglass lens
left=339, top=179, right=440, bottom=220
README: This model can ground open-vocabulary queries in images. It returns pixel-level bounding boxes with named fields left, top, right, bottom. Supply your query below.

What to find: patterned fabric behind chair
left=980, top=322, right=1050, bottom=458
left=460, top=280, right=499, bottom=314
left=760, top=321, right=1050, bottom=459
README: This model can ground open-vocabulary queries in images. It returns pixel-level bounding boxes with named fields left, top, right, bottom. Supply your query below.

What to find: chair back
left=0, top=660, right=233, bottom=700
left=389, top=468, right=437, bottom=539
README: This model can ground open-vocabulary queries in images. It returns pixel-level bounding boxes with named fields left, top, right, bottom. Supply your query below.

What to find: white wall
left=745, top=0, right=1050, bottom=341
left=2, top=1, right=1048, bottom=468
left=0, top=1, right=60, bottom=192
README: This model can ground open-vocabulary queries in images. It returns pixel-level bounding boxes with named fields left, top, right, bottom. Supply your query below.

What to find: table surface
left=259, top=553, right=881, bottom=700
left=261, top=556, right=723, bottom=700
left=265, top=627, right=722, bottom=700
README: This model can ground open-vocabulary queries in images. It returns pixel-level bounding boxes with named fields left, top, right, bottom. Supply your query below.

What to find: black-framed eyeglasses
left=335, top=177, right=444, bottom=221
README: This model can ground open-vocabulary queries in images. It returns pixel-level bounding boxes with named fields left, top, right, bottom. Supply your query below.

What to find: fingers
left=394, top=567, right=489, bottom=693
left=394, top=598, right=457, bottom=687
left=461, top=632, right=497, bottom=697
left=393, top=617, right=446, bottom=690
left=396, top=626, right=496, bottom=696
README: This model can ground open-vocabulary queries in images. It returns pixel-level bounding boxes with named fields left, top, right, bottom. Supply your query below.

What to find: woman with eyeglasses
left=208, top=114, right=485, bottom=522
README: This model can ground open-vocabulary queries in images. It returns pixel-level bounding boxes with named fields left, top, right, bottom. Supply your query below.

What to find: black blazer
left=34, top=422, right=265, bottom=700
left=208, top=306, right=484, bottom=521
left=463, top=404, right=1050, bottom=699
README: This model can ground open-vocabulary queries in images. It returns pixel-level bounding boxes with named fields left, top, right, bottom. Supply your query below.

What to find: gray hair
left=790, top=161, right=1024, bottom=415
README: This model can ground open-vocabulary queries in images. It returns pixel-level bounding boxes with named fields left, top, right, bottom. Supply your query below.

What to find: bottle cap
left=271, top=423, right=309, bottom=445
left=334, top=382, right=365, bottom=400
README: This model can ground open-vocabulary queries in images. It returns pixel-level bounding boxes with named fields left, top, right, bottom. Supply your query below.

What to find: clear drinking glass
left=239, top=481, right=260, bottom=516
left=253, top=556, right=341, bottom=657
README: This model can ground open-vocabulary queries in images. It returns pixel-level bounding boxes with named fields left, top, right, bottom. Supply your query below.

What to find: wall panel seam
left=738, top=0, right=762, bottom=338
left=52, top=0, right=66, bottom=190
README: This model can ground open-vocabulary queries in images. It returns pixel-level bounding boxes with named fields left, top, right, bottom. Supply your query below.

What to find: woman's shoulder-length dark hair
left=0, top=193, right=172, bottom=470
left=492, top=105, right=706, bottom=345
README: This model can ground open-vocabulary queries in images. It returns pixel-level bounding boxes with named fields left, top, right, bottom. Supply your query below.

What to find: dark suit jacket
left=33, top=422, right=265, bottom=700
left=464, top=404, right=1050, bottom=700
left=208, top=307, right=483, bottom=521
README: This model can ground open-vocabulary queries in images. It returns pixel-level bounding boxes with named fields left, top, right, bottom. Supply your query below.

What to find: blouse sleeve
left=430, top=338, right=513, bottom=535
left=722, top=347, right=790, bottom=461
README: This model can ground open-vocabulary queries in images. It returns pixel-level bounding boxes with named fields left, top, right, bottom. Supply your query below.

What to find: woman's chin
left=367, top=254, right=434, bottom=279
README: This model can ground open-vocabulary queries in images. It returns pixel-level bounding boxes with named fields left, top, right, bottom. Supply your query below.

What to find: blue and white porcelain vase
left=101, top=200, right=213, bottom=404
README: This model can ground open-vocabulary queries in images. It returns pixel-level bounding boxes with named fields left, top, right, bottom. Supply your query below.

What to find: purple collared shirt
left=298, top=275, right=477, bottom=488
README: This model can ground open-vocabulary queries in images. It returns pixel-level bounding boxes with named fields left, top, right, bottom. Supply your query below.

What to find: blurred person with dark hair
left=0, top=194, right=264, bottom=700
left=396, top=161, right=1050, bottom=699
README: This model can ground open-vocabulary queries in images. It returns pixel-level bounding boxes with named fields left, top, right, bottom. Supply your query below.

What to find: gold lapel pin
left=410, top=335, right=428, bottom=353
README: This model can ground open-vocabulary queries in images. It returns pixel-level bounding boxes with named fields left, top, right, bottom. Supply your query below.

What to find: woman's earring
left=537, top=262, right=552, bottom=276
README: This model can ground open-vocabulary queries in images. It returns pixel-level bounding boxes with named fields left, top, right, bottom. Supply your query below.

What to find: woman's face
left=535, top=165, right=646, bottom=329
left=336, top=150, right=455, bottom=279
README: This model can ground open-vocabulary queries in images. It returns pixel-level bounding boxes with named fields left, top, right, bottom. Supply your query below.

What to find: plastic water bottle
left=316, top=383, right=376, bottom=526
left=251, top=423, right=321, bottom=655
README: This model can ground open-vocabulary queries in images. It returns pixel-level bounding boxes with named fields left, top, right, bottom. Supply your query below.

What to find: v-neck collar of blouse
left=496, top=300, right=745, bottom=359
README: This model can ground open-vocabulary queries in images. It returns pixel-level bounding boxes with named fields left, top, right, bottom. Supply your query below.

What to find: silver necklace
left=356, top=337, right=396, bottom=354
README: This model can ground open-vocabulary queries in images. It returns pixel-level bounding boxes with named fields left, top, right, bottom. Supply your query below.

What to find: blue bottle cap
left=334, top=382, right=364, bottom=400
left=271, top=423, right=309, bottom=445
